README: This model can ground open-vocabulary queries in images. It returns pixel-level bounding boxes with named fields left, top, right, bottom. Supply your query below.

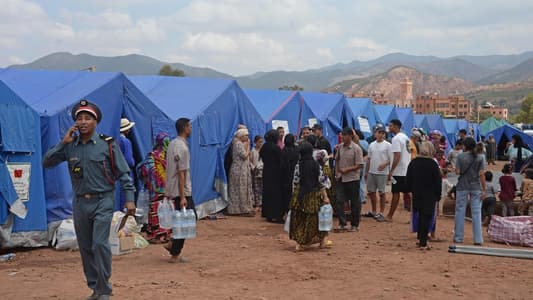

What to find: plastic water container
left=186, top=209, right=197, bottom=239
left=136, top=189, right=150, bottom=224
left=318, top=204, right=333, bottom=232
left=157, top=198, right=173, bottom=229
left=171, top=210, right=186, bottom=239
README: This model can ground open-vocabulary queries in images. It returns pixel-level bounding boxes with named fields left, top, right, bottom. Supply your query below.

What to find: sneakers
left=374, top=213, right=388, bottom=222
left=348, top=226, right=358, bottom=232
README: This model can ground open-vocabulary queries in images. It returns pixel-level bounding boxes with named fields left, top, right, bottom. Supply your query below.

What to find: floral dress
left=289, top=162, right=329, bottom=246
left=227, top=140, right=254, bottom=214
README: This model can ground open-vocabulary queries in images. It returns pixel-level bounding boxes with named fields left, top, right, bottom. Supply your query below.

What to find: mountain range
left=8, top=51, right=533, bottom=113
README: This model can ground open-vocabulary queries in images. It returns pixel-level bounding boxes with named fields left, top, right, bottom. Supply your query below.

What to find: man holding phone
left=43, top=100, right=135, bottom=300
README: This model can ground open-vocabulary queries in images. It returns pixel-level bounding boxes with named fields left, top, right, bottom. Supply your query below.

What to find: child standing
left=499, top=163, right=517, bottom=217
left=520, top=169, right=533, bottom=216
left=482, top=171, right=498, bottom=226
left=440, top=168, right=453, bottom=216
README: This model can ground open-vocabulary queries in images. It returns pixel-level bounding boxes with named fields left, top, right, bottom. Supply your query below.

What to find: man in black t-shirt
left=312, top=124, right=332, bottom=155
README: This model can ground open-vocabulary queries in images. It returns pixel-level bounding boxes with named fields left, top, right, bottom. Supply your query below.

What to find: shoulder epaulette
left=99, top=134, right=114, bottom=144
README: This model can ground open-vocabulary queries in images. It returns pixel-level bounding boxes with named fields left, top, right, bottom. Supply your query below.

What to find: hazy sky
left=1, top=0, right=533, bottom=75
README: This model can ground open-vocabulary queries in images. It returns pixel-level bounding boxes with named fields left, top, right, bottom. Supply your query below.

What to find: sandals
left=362, top=212, right=376, bottom=218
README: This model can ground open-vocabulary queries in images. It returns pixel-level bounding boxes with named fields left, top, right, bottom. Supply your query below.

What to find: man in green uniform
left=43, top=100, right=135, bottom=300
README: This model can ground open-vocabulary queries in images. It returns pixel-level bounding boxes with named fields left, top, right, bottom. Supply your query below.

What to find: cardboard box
left=109, top=236, right=134, bottom=256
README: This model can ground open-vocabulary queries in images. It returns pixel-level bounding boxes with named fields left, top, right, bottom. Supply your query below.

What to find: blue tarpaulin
left=373, top=105, right=399, bottom=125
left=346, top=98, right=376, bottom=137
left=486, top=124, right=533, bottom=152
left=0, top=68, right=171, bottom=223
left=301, top=92, right=356, bottom=148
left=395, top=107, right=416, bottom=134
left=414, top=114, right=431, bottom=134
left=0, top=80, right=47, bottom=232
left=244, top=90, right=315, bottom=136
left=130, top=75, right=265, bottom=218
left=443, top=119, right=459, bottom=147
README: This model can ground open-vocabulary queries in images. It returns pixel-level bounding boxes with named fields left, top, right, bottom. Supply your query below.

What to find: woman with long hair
left=289, top=142, right=331, bottom=251
left=454, top=137, right=486, bottom=245
left=505, top=134, right=532, bottom=173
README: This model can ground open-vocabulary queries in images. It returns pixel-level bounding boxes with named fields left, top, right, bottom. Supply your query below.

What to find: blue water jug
left=318, top=204, right=333, bottom=232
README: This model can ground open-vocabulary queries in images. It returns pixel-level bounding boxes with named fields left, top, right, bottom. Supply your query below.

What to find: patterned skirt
left=289, top=186, right=327, bottom=246
left=146, top=193, right=172, bottom=242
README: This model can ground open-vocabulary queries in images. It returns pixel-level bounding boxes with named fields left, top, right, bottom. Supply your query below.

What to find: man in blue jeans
left=334, top=127, right=364, bottom=232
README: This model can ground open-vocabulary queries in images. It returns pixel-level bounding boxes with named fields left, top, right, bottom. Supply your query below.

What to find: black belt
left=77, top=191, right=113, bottom=199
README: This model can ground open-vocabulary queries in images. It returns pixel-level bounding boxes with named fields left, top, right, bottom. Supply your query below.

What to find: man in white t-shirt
left=365, top=124, right=391, bottom=221
left=386, top=119, right=411, bottom=221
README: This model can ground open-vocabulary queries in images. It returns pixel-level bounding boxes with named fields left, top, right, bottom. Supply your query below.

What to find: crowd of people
left=43, top=99, right=533, bottom=299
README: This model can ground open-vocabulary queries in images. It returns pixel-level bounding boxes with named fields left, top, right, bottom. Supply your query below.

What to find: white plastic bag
left=284, top=211, right=291, bottom=233
left=52, top=219, right=78, bottom=250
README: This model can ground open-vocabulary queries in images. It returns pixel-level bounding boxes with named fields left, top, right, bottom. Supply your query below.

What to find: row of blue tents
left=0, top=68, right=488, bottom=243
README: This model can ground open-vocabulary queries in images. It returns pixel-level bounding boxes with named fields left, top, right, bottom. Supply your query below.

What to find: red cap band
left=75, top=107, right=98, bottom=120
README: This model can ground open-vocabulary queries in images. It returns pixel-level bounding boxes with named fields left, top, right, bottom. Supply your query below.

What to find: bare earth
left=1, top=164, right=533, bottom=299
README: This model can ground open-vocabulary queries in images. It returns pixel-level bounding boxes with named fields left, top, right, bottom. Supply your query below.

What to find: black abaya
left=260, top=143, right=283, bottom=221
left=280, top=145, right=299, bottom=212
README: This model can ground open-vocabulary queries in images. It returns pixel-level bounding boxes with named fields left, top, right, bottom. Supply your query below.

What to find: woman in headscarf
left=137, top=132, right=172, bottom=242
left=505, top=134, right=532, bottom=173
left=486, top=134, right=497, bottom=165
left=406, top=141, right=442, bottom=250
left=227, top=128, right=254, bottom=216
left=289, top=142, right=331, bottom=251
left=260, top=129, right=284, bottom=222
left=280, top=134, right=299, bottom=214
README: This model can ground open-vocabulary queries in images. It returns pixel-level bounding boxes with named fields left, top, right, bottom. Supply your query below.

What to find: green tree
left=512, top=94, right=533, bottom=123
left=159, top=64, right=185, bottom=77
left=278, top=84, right=303, bottom=91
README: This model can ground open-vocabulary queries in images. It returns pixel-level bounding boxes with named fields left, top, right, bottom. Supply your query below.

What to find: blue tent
left=244, top=90, right=315, bottom=136
left=0, top=80, right=47, bottom=232
left=395, top=108, right=416, bottom=134
left=130, top=75, right=265, bottom=218
left=301, top=92, right=356, bottom=148
left=486, top=124, right=533, bottom=153
left=373, top=105, right=399, bottom=125
left=443, top=119, right=459, bottom=147
left=0, top=68, right=171, bottom=223
left=414, top=114, right=431, bottom=134
left=346, top=98, right=377, bottom=138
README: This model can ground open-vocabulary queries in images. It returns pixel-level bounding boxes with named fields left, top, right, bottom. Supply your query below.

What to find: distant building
left=479, top=102, right=508, bottom=120
left=398, top=78, right=413, bottom=108
left=413, top=93, right=472, bottom=119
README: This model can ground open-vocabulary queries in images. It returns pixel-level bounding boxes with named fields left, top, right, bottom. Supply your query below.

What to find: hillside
left=327, top=66, right=475, bottom=99
left=8, top=51, right=533, bottom=92
left=10, top=52, right=232, bottom=78
left=477, top=58, right=533, bottom=85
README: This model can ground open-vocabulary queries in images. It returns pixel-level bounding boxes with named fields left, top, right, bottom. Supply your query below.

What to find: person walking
left=116, top=117, right=136, bottom=212
left=486, top=134, right=497, bottom=165
left=280, top=134, right=300, bottom=214
left=334, top=127, right=364, bottom=232
left=406, top=141, right=442, bottom=250
left=227, top=128, right=254, bottom=216
left=454, top=137, right=486, bottom=246
left=260, top=129, right=284, bottom=223
left=164, top=118, right=197, bottom=263
left=386, top=119, right=411, bottom=220
left=312, top=124, right=332, bottom=156
left=289, top=142, right=331, bottom=251
left=43, top=100, right=136, bottom=300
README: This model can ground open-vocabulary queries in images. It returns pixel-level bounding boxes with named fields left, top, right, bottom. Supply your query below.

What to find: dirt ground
left=2, top=163, right=533, bottom=299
